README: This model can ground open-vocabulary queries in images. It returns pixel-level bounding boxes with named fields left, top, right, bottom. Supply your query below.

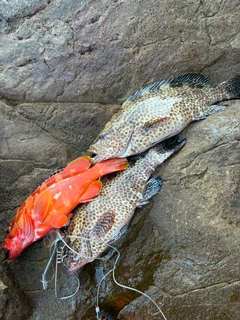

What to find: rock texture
left=0, top=0, right=240, bottom=104
left=0, top=0, right=240, bottom=319
left=0, top=100, right=239, bottom=320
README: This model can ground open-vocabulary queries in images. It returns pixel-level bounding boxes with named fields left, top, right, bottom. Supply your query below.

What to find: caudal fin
left=221, top=75, right=240, bottom=99
left=95, top=158, right=128, bottom=176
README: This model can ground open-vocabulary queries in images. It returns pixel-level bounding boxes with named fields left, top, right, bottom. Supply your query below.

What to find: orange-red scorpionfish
left=3, top=156, right=128, bottom=259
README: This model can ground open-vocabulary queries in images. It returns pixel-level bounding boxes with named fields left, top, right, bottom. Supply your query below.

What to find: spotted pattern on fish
left=65, top=137, right=186, bottom=273
left=89, top=73, right=240, bottom=162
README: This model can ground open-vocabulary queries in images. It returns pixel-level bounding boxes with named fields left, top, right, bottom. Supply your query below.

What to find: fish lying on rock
left=65, top=136, right=186, bottom=273
left=3, top=156, right=128, bottom=259
left=89, top=73, right=240, bottom=163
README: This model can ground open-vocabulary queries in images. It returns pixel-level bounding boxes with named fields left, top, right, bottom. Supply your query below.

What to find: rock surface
left=0, top=100, right=239, bottom=320
left=0, top=0, right=240, bottom=319
left=0, top=0, right=240, bottom=104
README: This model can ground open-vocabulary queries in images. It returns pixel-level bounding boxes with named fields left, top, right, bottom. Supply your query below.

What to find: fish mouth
left=91, top=132, right=134, bottom=163
left=67, top=257, right=89, bottom=274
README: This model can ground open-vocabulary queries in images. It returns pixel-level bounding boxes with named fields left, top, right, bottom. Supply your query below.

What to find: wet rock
left=0, top=0, right=240, bottom=103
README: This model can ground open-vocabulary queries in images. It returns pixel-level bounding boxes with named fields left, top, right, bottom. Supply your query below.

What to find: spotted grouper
left=65, top=136, right=186, bottom=273
left=89, top=73, right=240, bottom=163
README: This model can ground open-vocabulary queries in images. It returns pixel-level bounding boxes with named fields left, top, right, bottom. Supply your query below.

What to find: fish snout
left=66, top=256, right=90, bottom=274
left=3, top=237, right=25, bottom=259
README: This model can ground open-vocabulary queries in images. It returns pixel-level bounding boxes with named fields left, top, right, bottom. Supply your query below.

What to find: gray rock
left=0, top=100, right=239, bottom=320
left=117, top=101, right=240, bottom=320
left=0, top=279, right=8, bottom=317
left=0, top=0, right=240, bottom=103
left=0, top=0, right=240, bottom=319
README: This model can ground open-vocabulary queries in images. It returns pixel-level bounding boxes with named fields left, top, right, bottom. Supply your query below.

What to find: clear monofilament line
left=52, top=232, right=167, bottom=320
left=41, top=239, right=60, bottom=289
left=54, top=241, right=80, bottom=300
left=96, top=243, right=167, bottom=320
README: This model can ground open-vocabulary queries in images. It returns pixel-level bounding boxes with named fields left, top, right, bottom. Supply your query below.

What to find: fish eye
left=6, top=227, right=11, bottom=234
left=98, top=134, right=105, bottom=140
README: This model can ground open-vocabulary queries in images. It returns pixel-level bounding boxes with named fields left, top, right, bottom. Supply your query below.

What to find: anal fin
left=195, top=105, right=227, bottom=120
left=52, top=215, right=69, bottom=228
left=137, top=176, right=163, bottom=207
left=79, top=180, right=102, bottom=203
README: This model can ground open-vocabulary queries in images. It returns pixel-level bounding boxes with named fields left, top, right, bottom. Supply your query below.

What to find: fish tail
left=221, top=75, right=240, bottom=99
left=93, top=158, right=128, bottom=176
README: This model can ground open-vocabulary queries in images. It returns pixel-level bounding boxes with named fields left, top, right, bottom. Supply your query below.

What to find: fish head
left=3, top=207, right=35, bottom=259
left=66, top=254, right=90, bottom=274
left=89, top=121, right=134, bottom=163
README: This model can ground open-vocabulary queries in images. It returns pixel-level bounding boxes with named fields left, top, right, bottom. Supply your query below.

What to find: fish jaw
left=3, top=212, right=35, bottom=259
left=90, top=143, right=129, bottom=163
left=66, top=255, right=90, bottom=274
left=89, top=121, right=134, bottom=163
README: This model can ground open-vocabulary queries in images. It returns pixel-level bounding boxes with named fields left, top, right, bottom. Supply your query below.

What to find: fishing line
left=41, top=238, right=60, bottom=289
left=58, top=230, right=95, bottom=257
left=60, top=232, right=167, bottom=319
left=41, top=231, right=80, bottom=299
left=54, top=243, right=80, bottom=300
left=43, top=231, right=167, bottom=319
left=96, top=244, right=167, bottom=320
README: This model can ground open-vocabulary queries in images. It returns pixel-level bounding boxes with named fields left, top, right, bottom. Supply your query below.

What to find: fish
left=89, top=73, right=240, bottom=163
left=65, top=136, right=186, bottom=273
left=3, top=156, right=128, bottom=259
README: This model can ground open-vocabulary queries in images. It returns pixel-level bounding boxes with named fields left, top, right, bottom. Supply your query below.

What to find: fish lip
left=91, top=126, right=134, bottom=163
left=67, top=260, right=88, bottom=274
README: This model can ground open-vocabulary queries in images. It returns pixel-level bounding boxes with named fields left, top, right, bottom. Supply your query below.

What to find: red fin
left=52, top=215, right=69, bottom=228
left=80, top=180, right=102, bottom=203
left=33, top=190, right=51, bottom=222
left=93, top=158, right=128, bottom=177
left=61, top=156, right=91, bottom=177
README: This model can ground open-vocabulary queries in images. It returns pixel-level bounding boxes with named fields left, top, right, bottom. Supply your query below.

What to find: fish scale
left=65, top=137, right=186, bottom=273
left=89, top=73, right=240, bottom=163
left=3, top=156, right=128, bottom=259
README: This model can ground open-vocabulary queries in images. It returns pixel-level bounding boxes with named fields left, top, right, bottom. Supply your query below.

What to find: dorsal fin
left=122, top=73, right=212, bottom=107
left=122, top=79, right=171, bottom=106
left=170, top=73, right=213, bottom=88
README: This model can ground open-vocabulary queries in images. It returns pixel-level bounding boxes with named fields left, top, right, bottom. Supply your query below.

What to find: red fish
left=3, top=156, right=128, bottom=259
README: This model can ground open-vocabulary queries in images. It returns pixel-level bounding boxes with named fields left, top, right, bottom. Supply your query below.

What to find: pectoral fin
left=91, top=210, right=116, bottom=239
left=79, top=180, right=102, bottom=203
left=142, top=117, right=171, bottom=133
left=52, top=215, right=69, bottom=228
left=33, top=190, right=52, bottom=223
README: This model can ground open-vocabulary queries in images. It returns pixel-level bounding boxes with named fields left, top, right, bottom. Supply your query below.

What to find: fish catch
left=65, top=136, right=186, bottom=273
left=89, top=73, right=240, bottom=162
left=3, top=156, right=128, bottom=259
